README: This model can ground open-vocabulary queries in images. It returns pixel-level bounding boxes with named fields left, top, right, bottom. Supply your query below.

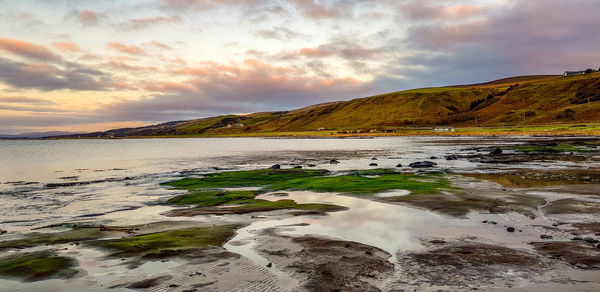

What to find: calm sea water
left=0, top=136, right=553, bottom=231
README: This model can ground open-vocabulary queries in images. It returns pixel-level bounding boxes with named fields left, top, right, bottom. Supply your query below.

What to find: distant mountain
left=0, top=131, right=84, bottom=138
left=60, top=73, right=600, bottom=138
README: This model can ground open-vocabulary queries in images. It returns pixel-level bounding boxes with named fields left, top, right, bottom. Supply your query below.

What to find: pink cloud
left=52, top=42, right=81, bottom=52
left=107, top=42, right=145, bottom=55
left=148, top=41, right=172, bottom=50
left=0, top=38, right=61, bottom=61
left=130, top=16, right=181, bottom=29
left=400, top=3, right=481, bottom=20
left=290, top=0, right=340, bottom=19
left=78, top=9, right=102, bottom=24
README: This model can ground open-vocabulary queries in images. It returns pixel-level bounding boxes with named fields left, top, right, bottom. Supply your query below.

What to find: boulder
left=396, top=163, right=403, bottom=167
left=409, top=161, right=438, bottom=168
left=445, top=155, right=459, bottom=161
left=369, top=163, right=378, bottom=166
left=506, top=227, right=515, bottom=232
left=330, top=159, right=340, bottom=164
left=490, top=147, right=503, bottom=155
left=269, top=164, right=281, bottom=169
left=540, top=234, right=553, bottom=240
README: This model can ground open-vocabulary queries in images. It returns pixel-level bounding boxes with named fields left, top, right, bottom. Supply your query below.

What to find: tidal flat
left=0, top=137, right=599, bottom=291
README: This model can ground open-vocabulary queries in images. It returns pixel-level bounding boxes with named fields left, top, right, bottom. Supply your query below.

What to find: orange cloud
left=130, top=16, right=181, bottom=29
left=0, top=38, right=60, bottom=61
left=107, top=42, right=144, bottom=55
left=79, top=9, right=102, bottom=24
left=148, top=40, right=172, bottom=50
left=52, top=42, right=81, bottom=52
left=144, top=81, right=197, bottom=92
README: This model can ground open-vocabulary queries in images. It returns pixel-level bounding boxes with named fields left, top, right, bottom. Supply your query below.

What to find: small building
left=564, top=71, right=586, bottom=77
left=434, top=127, right=455, bottom=132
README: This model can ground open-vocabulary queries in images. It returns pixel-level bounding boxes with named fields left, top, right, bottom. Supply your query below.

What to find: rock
left=507, top=227, right=515, bottom=232
left=597, top=244, right=600, bottom=249
left=490, top=221, right=497, bottom=225
left=429, top=239, right=446, bottom=245
left=490, top=147, right=503, bottom=155
left=408, top=161, right=438, bottom=168
left=269, top=164, right=281, bottom=169
left=396, top=163, right=403, bottom=167
left=583, top=237, right=600, bottom=244
left=445, top=155, right=459, bottom=160
left=307, top=164, right=317, bottom=167
left=430, top=156, right=439, bottom=160
left=266, top=262, right=272, bottom=268
left=369, top=163, right=378, bottom=166
left=482, top=220, right=488, bottom=223
left=330, top=159, right=340, bottom=164
left=572, top=237, right=583, bottom=241
left=0, top=229, right=6, bottom=235
left=293, top=165, right=302, bottom=169
left=371, top=157, right=377, bottom=160
left=540, top=234, right=553, bottom=240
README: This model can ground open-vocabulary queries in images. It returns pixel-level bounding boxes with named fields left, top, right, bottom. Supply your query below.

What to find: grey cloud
left=254, top=27, right=308, bottom=40
left=0, top=58, right=112, bottom=91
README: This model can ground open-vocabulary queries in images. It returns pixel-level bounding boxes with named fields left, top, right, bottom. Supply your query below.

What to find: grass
left=87, top=224, right=242, bottom=258
left=0, top=251, right=78, bottom=282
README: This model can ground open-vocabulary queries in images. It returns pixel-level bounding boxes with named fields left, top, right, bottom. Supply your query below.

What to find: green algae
left=162, top=168, right=451, bottom=216
left=513, top=143, right=597, bottom=153
left=0, top=251, right=78, bottom=282
left=0, top=227, right=104, bottom=251
left=164, top=169, right=329, bottom=190
left=270, top=173, right=450, bottom=195
left=87, top=224, right=242, bottom=258
left=165, top=189, right=346, bottom=215
left=166, top=190, right=259, bottom=206
left=388, top=191, right=545, bottom=217
left=164, top=168, right=451, bottom=196
left=544, top=198, right=600, bottom=214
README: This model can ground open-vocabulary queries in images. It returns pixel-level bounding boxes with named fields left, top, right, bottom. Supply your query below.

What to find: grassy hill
left=72, top=73, right=600, bottom=138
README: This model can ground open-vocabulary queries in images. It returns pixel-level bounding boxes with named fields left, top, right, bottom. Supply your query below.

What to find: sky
left=0, top=0, right=599, bottom=134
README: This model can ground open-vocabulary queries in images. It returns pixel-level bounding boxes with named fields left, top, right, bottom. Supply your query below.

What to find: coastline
left=4, top=122, right=600, bottom=140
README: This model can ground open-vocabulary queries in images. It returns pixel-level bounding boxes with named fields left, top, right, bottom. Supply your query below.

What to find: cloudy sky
left=0, top=0, right=599, bottom=134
